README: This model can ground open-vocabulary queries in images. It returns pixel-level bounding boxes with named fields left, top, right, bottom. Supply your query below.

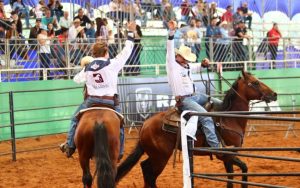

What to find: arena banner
left=1, top=68, right=300, bottom=141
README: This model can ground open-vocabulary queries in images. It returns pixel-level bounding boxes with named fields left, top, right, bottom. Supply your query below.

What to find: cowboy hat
left=76, top=26, right=85, bottom=33
left=80, top=56, right=94, bottom=67
left=175, top=45, right=197, bottom=62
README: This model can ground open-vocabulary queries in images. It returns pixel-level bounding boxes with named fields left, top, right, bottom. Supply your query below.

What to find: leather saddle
left=162, top=100, right=215, bottom=134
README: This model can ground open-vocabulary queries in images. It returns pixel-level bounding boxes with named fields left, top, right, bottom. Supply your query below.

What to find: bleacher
left=1, top=0, right=300, bottom=82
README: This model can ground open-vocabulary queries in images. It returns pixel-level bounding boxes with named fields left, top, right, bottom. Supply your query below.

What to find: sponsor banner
left=117, top=73, right=215, bottom=123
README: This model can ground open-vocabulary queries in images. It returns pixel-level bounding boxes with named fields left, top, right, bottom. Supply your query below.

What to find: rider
left=166, top=20, right=224, bottom=149
left=60, top=21, right=137, bottom=158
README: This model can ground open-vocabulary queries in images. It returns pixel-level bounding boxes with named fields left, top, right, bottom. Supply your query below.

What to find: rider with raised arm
left=166, top=20, right=225, bottom=149
left=60, top=22, right=137, bottom=159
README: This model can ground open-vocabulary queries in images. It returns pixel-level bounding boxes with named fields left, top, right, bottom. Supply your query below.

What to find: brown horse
left=116, top=70, right=277, bottom=188
left=74, top=109, right=121, bottom=188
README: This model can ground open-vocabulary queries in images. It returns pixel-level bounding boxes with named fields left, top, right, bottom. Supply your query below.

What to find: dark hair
left=95, top=17, right=105, bottom=37
left=226, top=5, right=232, bottom=9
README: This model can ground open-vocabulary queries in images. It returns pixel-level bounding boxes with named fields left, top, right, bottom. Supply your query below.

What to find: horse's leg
left=232, top=157, right=248, bottom=188
left=141, top=153, right=172, bottom=188
left=79, top=155, right=92, bottom=188
left=223, top=160, right=234, bottom=188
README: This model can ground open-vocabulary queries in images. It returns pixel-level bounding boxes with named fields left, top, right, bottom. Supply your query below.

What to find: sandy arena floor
left=0, top=125, right=300, bottom=188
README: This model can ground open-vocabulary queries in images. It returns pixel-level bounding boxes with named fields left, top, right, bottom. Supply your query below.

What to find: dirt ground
left=1, top=125, right=300, bottom=188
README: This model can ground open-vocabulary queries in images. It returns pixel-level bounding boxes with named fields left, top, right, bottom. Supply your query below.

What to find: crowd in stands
left=0, top=0, right=283, bottom=79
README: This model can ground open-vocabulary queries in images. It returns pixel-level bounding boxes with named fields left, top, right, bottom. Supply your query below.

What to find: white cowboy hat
left=175, top=45, right=197, bottom=62
left=80, top=56, right=94, bottom=67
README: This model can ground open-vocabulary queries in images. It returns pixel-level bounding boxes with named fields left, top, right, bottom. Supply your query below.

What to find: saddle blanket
left=78, top=107, right=124, bottom=119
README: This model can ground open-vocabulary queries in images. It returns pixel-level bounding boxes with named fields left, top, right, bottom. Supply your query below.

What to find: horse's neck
left=225, top=97, right=249, bottom=132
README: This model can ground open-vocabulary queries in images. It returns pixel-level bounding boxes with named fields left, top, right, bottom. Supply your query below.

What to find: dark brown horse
left=116, top=70, right=277, bottom=188
left=74, top=109, right=121, bottom=188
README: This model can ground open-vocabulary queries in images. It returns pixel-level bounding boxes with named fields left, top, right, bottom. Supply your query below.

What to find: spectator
left=0, top=1, right=7, bottom=19
left=48, top=0, right=63, bottom=22
left=6, top=22, right=19, bottom=60
left=222, top=5, right=233, bottom=26
left=0, top=0, right=10, bottom=30
left=10, top=11, right=23, bottom=36
left=12, top=0, right=30, bottom=28
left=205, top=17, right=221, bottom=60
left=109, top=0, right=118, bottom=12
left=37, top=25, right=52, bottom=80
left=47, top=23, right=55, bottom=38
left=133, top=0, right=147, bottom=27
left=55, top=27, right=68, bottom=74
left=124, top=24, right=143, bottom=76
left=162, top=3, right=176, bottom=29
left=192, top=0, right=204, bottom=21
left=42, top=8, right=58, bottom=28
left=215, top=21, right=230, bottom=62
left=233, top=8, right=244, bottom=29
left=202, top=2, right=209, bottom=26
left=68, top=18, right=80, bottom=41
left=181, top=0, right=191, bottom=23
left=267, top=23, right=282, bottom=67
left=85, top=21, right=95, bottom=43
left=240, top=2, right=252, bottom=29
left=0, top=25, right=5, bottom=54
left=233, top=21, right=251, bottom=62
left=29, top=18, right=42, bottom=47
left=194, top=19, right=203, bottom=60
left=74, top=8, right=91, bottom=27
left=35, top=0, right=47, bottom=19
left=179, top=18, right=200, bottom=58
left=59, top=11, right=72, bottom=29
left=209, top=2, right=221, bottom=22
left=70, top=26, right=87, bottom=66
left=95, top=18, right=108, bottom=41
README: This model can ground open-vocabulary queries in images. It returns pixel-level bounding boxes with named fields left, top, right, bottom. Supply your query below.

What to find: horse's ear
left=241, top=69, right=247, bottom=80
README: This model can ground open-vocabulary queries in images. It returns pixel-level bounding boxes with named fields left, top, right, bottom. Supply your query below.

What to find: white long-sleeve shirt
left=73, top=35, right=134, bottom=96
left=166, top=33, right=202, bottom=96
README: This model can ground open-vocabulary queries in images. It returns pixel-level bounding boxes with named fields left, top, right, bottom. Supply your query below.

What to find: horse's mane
left=220, top=76, right=241, bottom=111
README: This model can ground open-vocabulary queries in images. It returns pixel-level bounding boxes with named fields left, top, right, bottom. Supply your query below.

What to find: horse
left=74, top=108, right=121, bottom=188
left=116, top=70, right=277, bottom=188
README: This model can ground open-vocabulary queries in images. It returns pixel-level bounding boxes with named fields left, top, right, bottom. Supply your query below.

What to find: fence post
left=65, top=40, right=71, bottom=79
left=283, top=38, right=287, bottom=68
left=187, top=137, right=194, bottom=187
left=209, top=38, right=214, bottom=62
left=9, top=91, right=16, bottom=161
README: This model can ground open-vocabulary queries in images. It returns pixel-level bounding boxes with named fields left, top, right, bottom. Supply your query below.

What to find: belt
left=88, top=95, right=114, bottom=100
left=175, top=94, right=194, bottom=101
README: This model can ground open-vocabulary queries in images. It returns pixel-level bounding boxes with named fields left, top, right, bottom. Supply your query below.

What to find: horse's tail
left=94, top=123, right=115, bottom=188
left=115, top=141, right=144, bottom=182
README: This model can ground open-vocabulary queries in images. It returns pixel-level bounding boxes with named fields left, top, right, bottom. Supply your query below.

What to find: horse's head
left=238, top=70, right=277, bottom=103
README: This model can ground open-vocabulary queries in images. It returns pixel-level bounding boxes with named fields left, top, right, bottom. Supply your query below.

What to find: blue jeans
left=181, top=93, right=222, bottom=147
left=19, top=7, right=30, bottom=28
left=67, top=96, right=125, bottom=155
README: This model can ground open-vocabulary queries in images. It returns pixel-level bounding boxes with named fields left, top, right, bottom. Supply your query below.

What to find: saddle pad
left=77, top=107, right=124, bottom=119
